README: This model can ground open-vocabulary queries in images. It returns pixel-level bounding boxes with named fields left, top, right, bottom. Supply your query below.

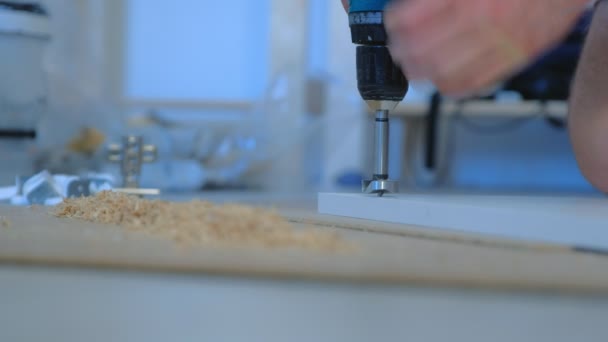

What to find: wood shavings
left=52, top=191, right=344, bottom=251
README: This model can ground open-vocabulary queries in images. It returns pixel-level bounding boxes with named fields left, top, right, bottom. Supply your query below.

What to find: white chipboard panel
left=318, top=193, right=608, bottom=251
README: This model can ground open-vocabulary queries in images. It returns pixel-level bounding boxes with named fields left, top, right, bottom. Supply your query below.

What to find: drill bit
left=374, top=110, right=389, bottom=177
left=374, top=109, right=389, bottom=197
left=362, top=108, right=397, bottom=196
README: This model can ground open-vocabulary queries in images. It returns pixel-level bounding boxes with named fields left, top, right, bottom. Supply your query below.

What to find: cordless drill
left=349, top=0, right=409, bottom=196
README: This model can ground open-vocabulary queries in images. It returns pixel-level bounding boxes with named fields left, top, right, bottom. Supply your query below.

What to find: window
left=125, top=0, right=271, bottom=102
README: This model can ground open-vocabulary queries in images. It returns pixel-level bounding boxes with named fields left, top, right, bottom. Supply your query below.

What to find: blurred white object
left=0, top=170, right=114, bottom=206
left=0, top=2, right=50, bottom=184
left=23, top=170, right=62, bottom=204
left=124, top=110, right=261, bottom=190
left=0, top=185, right=17, bottom=200
left=139, top=160, right=206, bottom=192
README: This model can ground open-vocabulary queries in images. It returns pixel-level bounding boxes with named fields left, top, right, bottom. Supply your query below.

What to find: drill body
left=349, top=0, right=408, bottom=196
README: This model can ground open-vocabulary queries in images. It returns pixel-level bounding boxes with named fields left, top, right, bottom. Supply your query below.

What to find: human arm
left=569, top=1, right=608, bottom=192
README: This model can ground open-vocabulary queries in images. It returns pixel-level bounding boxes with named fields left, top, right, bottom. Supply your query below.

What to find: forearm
left=569, top=1, right=608, bottom=192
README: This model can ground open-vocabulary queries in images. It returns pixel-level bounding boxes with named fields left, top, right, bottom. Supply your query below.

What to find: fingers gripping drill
left=348, top=0, right=409, bottom=196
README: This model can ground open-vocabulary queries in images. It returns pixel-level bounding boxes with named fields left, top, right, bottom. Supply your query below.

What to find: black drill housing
left=349, top=11, right=409, bottom=102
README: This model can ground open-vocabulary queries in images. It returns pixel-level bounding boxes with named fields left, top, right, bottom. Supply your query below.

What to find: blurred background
left=0, top=0, right=597, bottom=196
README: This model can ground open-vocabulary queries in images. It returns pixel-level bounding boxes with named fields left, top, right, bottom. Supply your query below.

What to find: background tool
left=349, top=0, right=409, bottom=196
left=0, top=1, right=50, bottom=184
left=107, top=135, right=158, bottom=189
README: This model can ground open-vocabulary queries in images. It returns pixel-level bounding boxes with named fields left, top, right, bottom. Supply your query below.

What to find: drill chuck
left=349, top=1, right=408, bottom=103
left=357, top=46, right=408, bottom=103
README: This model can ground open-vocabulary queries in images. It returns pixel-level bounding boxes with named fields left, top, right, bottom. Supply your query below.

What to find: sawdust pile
left=52, top=191, right=343, bottom=250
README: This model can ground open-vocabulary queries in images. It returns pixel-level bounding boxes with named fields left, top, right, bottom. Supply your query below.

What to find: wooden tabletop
left=1, top=204, right=608, bottom=293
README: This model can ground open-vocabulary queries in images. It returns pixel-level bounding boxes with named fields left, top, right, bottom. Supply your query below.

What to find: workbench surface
left=1, top=196, right=608, bottom=293
left=2, top=192, right=608, bottom=341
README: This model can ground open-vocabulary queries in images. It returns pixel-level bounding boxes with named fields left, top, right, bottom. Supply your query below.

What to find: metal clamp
left=107, top=135, right=158, bottom=190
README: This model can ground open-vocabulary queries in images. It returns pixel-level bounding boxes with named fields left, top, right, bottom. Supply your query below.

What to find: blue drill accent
left=349, top=0, right=391, bottom=13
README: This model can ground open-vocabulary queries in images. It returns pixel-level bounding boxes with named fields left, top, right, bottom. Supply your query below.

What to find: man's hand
left=385, top=0, right=589, bottom=97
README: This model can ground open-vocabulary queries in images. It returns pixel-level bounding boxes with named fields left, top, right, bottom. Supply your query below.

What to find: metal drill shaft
left=374, top=109, right=389, bottom=180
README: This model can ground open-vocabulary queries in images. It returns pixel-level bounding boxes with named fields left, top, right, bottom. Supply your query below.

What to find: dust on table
left=52, top=191, right=347, bottom=251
